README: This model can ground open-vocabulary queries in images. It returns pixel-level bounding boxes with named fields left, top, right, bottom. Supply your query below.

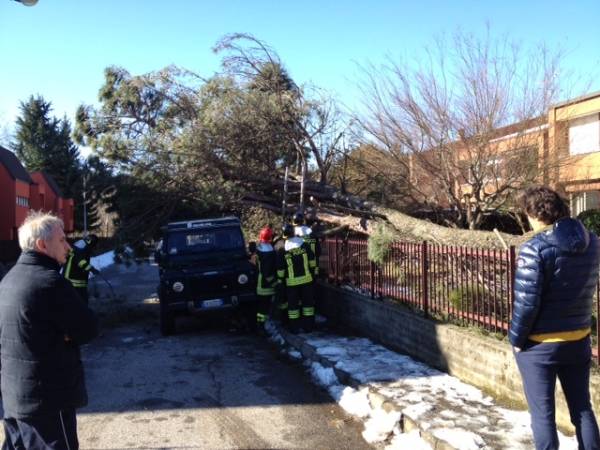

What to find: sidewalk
left=267, top=320, right=578, bottom=450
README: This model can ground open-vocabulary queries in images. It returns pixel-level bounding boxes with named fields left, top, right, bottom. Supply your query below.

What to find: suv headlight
left=172, top=281, right=184, bottom=292
left=237, top=274, right=249, bottom=285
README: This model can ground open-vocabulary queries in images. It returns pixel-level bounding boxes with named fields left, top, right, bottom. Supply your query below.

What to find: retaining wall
left=318, top=282, right=600, bottom=433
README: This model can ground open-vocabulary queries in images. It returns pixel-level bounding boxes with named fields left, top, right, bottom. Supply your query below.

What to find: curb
left=273, top=325, right=463, bottom=450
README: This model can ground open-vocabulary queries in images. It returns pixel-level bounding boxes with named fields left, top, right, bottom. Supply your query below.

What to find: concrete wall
left=318, top=282, right=600, bottom=433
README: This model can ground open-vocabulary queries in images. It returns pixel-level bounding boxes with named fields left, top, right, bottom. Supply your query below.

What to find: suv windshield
left=166, top=227, right=244, bottom=255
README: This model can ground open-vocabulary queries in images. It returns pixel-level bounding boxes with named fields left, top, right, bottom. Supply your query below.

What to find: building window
left=569, top=113, right=600, bottom=155
left=16, top=196, right=29, bottom=207
left=571, top=191, right=600, bottom=217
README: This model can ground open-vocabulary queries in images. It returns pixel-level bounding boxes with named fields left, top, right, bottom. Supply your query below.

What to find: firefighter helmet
left=282, top=223, right=294, bottom=238
left=259, top=226, right=273, bottom=243
left=305, top=209, right=317, bottom=226
left=84, top=234, right=99, bottom=248
left=292, top=211, right=304, bottom=225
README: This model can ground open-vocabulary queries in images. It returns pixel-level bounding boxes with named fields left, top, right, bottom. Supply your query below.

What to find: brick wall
left=318, top=282, right=600, bottom=433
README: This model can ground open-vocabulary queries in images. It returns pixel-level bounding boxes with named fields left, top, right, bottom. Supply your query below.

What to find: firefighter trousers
left=256, top=294, right=274, bottom=329
left=286, top=282, right=315, bottom=333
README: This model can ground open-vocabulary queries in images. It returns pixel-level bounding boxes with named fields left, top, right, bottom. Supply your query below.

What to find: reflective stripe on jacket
left=64, top=248, right=92, bottom=287
left=276, top=237, right=315, bottom=287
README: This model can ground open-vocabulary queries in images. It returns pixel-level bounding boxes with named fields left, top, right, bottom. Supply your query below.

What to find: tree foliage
left=578, top=209, right=600, bottom=236
left=75, top=35, right=351, bottom=243
left=13, top=95, right=82, bottom=199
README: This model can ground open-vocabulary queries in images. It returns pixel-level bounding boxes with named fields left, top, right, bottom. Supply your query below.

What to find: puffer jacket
left=0, top=251, right=99, bottom=418
left=509, top=218, right=600, bottom=348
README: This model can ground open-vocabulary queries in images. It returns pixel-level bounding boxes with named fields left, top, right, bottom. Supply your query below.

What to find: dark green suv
left=155, top=217, right=256, bottom=336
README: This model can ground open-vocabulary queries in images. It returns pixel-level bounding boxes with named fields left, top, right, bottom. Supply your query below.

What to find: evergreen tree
left=12, top=95, right=82, bottom=199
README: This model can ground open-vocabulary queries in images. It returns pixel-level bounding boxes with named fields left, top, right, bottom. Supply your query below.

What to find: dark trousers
left=274, top=283, right=288, bottom=323
left=2, top=409, right=79, bottom=450
left=515, top=336, right=600, bottom=450
left=256, top=294, right=273, bottom=326
left=286, top=283, right=315, bottom=331
left=74, top=287, right=89, bottom=305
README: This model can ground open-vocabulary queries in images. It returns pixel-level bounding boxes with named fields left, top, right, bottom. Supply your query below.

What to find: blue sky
left=1, top=0, right=599, bottom=146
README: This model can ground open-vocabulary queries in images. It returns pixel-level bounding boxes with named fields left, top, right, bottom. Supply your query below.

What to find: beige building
left=547, top=91, right=600, bottom=216
left=451, top=91, right=600, bottom=218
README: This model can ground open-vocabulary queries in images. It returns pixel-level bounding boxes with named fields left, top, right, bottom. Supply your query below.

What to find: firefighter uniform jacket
left=294, top=225, right=320, bottom=276
left=276, top=237, right=316, bottom=286
left=64, top=247, right=94, bottom=289
left=256, top=243, right=277, bottom=296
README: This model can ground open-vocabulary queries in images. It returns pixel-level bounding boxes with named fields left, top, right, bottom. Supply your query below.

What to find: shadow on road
left=75, top=261, right=340, bottom=415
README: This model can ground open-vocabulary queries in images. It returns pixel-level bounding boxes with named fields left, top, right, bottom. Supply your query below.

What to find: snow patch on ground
left=91, top=250, right=115, bottom=271
left=386, top=429, right=431, bottom=450
left=433, top=428, right=486, bottom=450
left=362, top=408, right=402, bottom=443
left=309, top=362, right=337, bottom=387
left=338, top=387, right=371, bottom=418
left=293, top=330, right=579, bottom=450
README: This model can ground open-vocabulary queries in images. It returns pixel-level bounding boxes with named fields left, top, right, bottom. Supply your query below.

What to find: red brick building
left=0, top=145, right=74, bottom=242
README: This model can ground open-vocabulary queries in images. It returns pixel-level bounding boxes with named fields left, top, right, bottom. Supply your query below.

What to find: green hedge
left=578, top=209, right=600, bottom=235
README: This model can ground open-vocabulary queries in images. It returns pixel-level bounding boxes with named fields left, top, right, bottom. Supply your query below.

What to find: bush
left=448, top=283, right=488, bottom=311
left=578, top=209, right=600, bottom=236
left=368, top=224, right=396, bottom=264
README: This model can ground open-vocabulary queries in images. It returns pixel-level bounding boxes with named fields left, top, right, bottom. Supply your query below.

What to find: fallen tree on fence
left=241, top=175, right=529, bottom=250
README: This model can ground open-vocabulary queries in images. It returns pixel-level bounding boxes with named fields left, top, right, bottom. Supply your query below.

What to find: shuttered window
left=569, top=113, right=600, bottom=155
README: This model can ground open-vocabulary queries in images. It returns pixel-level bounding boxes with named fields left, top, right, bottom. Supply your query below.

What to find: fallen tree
left=239, top=174, right=528, bottom=250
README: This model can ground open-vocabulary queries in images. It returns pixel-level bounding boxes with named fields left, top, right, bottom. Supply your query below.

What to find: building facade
left=547, top=91, right=600, bottom=216
left=422, top=91, right=600, bottom=219
left=0, top=145, right=74, bottom=241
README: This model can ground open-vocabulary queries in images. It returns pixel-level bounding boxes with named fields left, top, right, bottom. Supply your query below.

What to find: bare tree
left=356, top=29, right=574, bottom=229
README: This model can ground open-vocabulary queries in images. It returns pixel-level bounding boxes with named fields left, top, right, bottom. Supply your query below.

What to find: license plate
left=199, top=298, right=224, bottom=308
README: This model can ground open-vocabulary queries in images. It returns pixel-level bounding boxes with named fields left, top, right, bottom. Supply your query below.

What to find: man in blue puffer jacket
left=511, top=186, right=600, bottom=450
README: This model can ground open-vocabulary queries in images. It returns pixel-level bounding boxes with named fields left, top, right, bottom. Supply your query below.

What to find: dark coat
left=0, top=251, right=99, bottom=418
left=509, top=218, right=600, bottom=348
left=256, top=243, right=277, bottom=296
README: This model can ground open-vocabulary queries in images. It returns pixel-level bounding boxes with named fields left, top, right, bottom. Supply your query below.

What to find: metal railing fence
left=320, top=236, right=599, bottom=363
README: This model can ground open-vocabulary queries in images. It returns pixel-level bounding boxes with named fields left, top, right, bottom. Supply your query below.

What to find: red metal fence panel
left=320, top=236, right=600, bottom=364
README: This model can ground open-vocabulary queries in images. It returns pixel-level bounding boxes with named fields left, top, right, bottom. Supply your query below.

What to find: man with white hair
left=0, top=211, right=98, bottom=450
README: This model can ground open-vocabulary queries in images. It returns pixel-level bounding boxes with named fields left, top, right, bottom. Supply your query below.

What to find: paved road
left=8, top=261, right=373, bottom=450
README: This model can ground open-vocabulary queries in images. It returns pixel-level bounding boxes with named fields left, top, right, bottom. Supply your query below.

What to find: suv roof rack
left=164, top=216, right=241, bottom=231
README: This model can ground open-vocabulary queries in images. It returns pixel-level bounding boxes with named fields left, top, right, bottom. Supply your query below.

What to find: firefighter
left=292, top=211, right=308, bottom=237
left=272, top=226, right=288, bottom=326
left=294, top=209, right=321, bottom=278
left=63, top=234, right=99, bottom=304
left=276, top=223, right=316, bottom=333
left=255, top=226, right=277, bottom=335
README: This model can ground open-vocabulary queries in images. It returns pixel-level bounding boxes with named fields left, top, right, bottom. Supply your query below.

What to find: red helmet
left=259, top=226, right=273, bottom=243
